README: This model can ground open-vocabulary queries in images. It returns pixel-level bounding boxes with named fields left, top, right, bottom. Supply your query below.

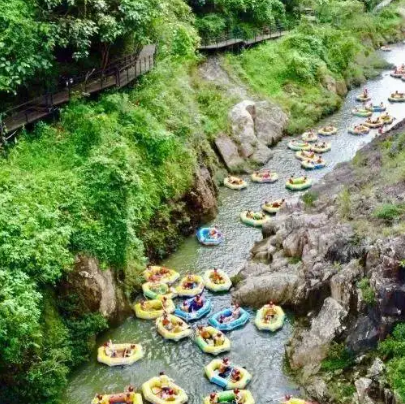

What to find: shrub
left=357, top=278, right=376, bottom=305
left=321, top=342, right=355, bottom=372
left=302, top=191, right=319, bottom=207
left=373, top=204, right=404, bottom=221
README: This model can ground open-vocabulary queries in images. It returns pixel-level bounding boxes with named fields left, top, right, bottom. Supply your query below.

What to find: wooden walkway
left=1, top=45, right=156, bottom=140
left=198, top=26, right=287, bottom=51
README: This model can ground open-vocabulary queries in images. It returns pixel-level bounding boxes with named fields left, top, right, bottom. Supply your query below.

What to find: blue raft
left=197, top=228, right=224, bottom=246
left=174, top=298, right=212, bottom=322
left=209, top=308, right=250, bottom=331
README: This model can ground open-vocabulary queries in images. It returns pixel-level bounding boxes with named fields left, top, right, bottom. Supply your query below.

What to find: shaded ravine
left=64, top=43, right=405, bottom=404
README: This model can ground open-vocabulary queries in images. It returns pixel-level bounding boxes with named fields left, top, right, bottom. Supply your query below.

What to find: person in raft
left=230, top=368, right=242, bottom=382
left=162, top=313, right=173, bottom=331
left=234, top=389, right=246, bottom=404
left=188, top=295, right=204, bottom=312
left=183, top=274, right=196, bottom=289
left=158, top=372, right=176, bottom=400
left=271, top=199, right=285, bottom=208
left=197, top=325, right=212, bottom=341
left=210, top=268, right=224, bottom=284
left=363, top=88, right=368, bottom=97
left=213, top=332, right=225, bottom=346
left=261, top=169, right=271, bottom=179
left=264, top=301, right=277, bottom=322
left=218, top=357, right=231, bottom=378
left=228, top=175, right=243, bottom=185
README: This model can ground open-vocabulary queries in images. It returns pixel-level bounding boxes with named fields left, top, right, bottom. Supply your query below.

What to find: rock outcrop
left=216, top=100, right=288, bottom=172
left=58, top=255, right=131, bottom=323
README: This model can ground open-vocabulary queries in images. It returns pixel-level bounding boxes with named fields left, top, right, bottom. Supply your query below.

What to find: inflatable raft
left=388, top=93, right=405, bottom=102
left=301, top=131, right=318, bottom=142
left=364, top=119, right=383, bottom=128
left=356, top=94, right=371, bottom=102
left=205, top=359, right=252, bottom=389
left=176, top=275, right=205, bottom=297
left=142, top=375, right=188, bottom=404
left=390, top=71, right=404, bottom=78
left=285, top=177, right=312, bottom=191
left=240, top=211, right=270, bottom=228
left=379, top=114, right=394, bottom=125
left=312, top=142, right=331, bottom=153
left=143, top=266, right=179, bottom=284
left=156, top=314, right=192, bottom=341
left=97, top=343, right=144, bottom=366
left=197, top=227, right=224, bottom=246
left=366, top=104, right=386, bottom=112
left=251, top=171, right=278, bottom=183
left=295, top=150, right=315, bottom=161
left=203, top=390, right=255, bottom=404
left=381, top=45, right=391, bottom=52
left=254, top=305, right=285, bottom=332
left=301, top=158, right=326, bottom=170
left=134, top=298, right=175, bottom=320
left=195, top=326, right=231, bottom=355
left=262, top=199, right=285, bottom=214
left=92, top=391, right=142, bottom=404
left=348, top=125, right=370, bottom=135
left=318, top=126, right=337, bottom=136
left=174, top=297, right=212, bottom=321
left=284, top=398, right=312, bottom=404
left=142, top=282, right=177, bottom=300
left=209, top=307, right=250, bottom=331
left=287, top=140, right=310, bottom=151
left=203, top=269, right=232, bottom=292
left=351, top=108, right=372, bottom=117
left=224, top=176, right=247, bottom=190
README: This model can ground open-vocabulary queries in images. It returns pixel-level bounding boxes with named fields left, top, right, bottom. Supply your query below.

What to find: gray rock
left=367, top=358, right=385, bottom=380
left=355, top=378, right=375, bottom=404
left=215, top=134, right=245, bottom=172
left=255, top=100, right=288, bottom=145
left=287, top=298, right=348, bottom=377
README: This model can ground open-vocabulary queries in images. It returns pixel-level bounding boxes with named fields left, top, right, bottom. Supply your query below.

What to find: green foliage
left=231, top=274, right=243, bottom=286
left=338, top=188, right=352, bottom=219
left=302, top=190, right=319, bottom=207
left=373, top=203, right=404, bottom=221
left=357, top=278, right=376, bottom=305
left=321, top=342, right=355, bottom=372
left=288, top=256, right=302, bottom=264
left=379, top=323, right=405, bottom=401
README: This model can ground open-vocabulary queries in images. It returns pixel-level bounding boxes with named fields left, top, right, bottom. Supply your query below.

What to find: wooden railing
left=0, top=44, right=156, bottom=142
left=198, top=23, right=289, bottom=51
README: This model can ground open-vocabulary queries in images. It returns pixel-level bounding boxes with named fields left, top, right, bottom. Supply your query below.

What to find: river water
left=65, top=43, right=405, bottom=404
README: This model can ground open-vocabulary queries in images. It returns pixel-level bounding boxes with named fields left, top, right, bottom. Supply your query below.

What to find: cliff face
left=232, top=122, right=405, bottom=403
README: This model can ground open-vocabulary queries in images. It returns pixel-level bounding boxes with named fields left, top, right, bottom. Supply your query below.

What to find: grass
left=302, top=190, right=319, bottom=207
left=321, top=342, right=355, bottom=372
left=357, top=278, right=376, bottom=306
left=373, top=203, right=405, bottom=221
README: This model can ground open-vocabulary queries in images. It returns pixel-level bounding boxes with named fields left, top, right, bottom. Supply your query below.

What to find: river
left=64, top=43, right=405, bottom=404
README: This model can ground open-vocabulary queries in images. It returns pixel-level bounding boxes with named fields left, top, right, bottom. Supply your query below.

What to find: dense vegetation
left=1, top=0, right=404, bottom=403
left=225, top=0, right=405, bottom=133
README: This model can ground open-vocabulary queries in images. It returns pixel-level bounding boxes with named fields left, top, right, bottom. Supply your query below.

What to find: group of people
left=182, top=274, right=197, bottom=290
left=208, top=389, right=246, bottom=404
left=218, top=303, right=241, bottom=324
left=262, top=301, right=278, bottom=323
left=94, top=386, right=135, bottom=404
left=391, top=89, right=405, bottom=98
left=245, top=210, right=266, bottom=220
left=197, top=325, right=225, bottom=346
left=140, top=296, right=170, bottom=311
left=147, top=265, right=170, bottom=282
left=209, top=268, right=225, bottom=284
left=161, top=313, right=188, bottom=333
left=226, top=175, right=244, bottom=185
left=254, top=169, right=273, bottom=179
left=181, top=295, right=205, bottom=313
left=393, top=64, right=405, bottom=74
left=104, top=340, right=135, bottom=359
left=217, top=358, right=242, bottom=382
left=288, top=175, right=308, bottom=184
left=208, top=226, right=221, bottom=240
left=264, top=198, right=285, bottom=208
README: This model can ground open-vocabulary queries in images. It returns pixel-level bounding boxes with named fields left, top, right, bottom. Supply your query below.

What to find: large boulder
left=58, top=255, right=131, bottom=323
left=287, top=297, right=348, bottom=378
left=255, top=101, right=288, bottom=145
left=215, top=134, right=246, bottom=172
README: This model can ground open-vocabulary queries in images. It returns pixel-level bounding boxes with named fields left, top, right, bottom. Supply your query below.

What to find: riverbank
left=232, top=114, right=405, bottom=403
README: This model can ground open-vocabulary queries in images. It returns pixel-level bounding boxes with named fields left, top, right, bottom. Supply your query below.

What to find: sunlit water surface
left=65, top=44, right=405, bottom=404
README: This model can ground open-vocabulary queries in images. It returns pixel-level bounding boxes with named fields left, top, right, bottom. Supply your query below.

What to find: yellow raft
left=262, top=199, right=285, bottom=214
left=295, top=150, right=315, bottom=161
left=203, top=269, right=232, bottom=292
left=240, top=211, right=270, bottom=227
left=143, top=266, right=179, bottom=284
left=318, top=126, right=337, bottom=136
left=205, top=359, right=252, bottom=389
left=142, top=375, right=188, bottom=404
left=388, top=93, right=405, bottom=102
left=364, top=119, right=383, bottom=128
left=312, top=142, right=331, bottom=153
left=92, top=391, right=143, bottom=404
left=379, top=114, right=394, bottom=124
left=224, top=176, right=247, bottom=190
left=176, top=274, right=205, bottom=297
left=134, top=298, right=175, bottom=320
left=203, top=390, right=255, bottom=404
left=195, top=326, right=231, bottom=355
left=142, top=282, right=177, bottom=300
left=156, top=314, right=192, bottom=341
left=285, top=177, right=312, bottom=191
left=301, top=131, right=318, bottom=142
left=97, top=343, right=144, bottom=366
left=254, top=305, right=285, bottom=332
left=251, top=171, right=278, bottom=183
left=284, top=398, right=312, bottom=404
